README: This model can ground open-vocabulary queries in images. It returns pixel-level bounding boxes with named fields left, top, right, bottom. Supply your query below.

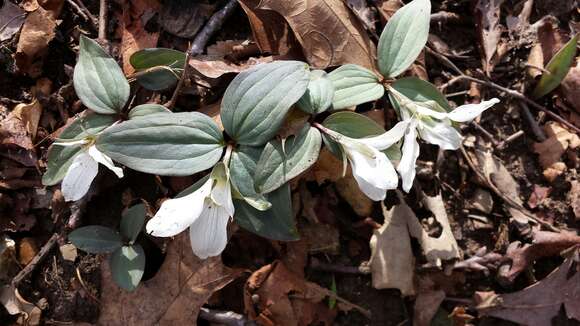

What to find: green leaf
left=109, top=245, right=145, bottom=291
left=120, top=203, right=147, bottom=243
left=532, top=34, right=579, bottom=99
left=130, top=48, right=186, bottom=91
left=96, top=112, right=224, bottom=176
left=69, top=226, right=122, bottom=254
left=229, top=146, right=271, bottom=210
left=377, top=0, right=431, bottom=78
left=74, top=36, right=130, bottom=114
left=322, top=111, right=401, bottom=160
left=327, top=64, right=384, bottom=110
left=220, top=61, right=310, bottom=146
left=128, top=104, right=171, bottom=119
left=297, top=70, right=335, bottom=114
left=254, top=125, right=321, bottom=194
left=42, top=112, right=117, bottom=186
left=392, top=77, right=451, bottom=111
left=234, top=184, right=299, bottom=241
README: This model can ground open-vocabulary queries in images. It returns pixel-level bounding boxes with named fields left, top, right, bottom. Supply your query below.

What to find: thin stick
left=519, top=101, right=547, bottom=141
left=72, top=0, right=97, bottom=24
left=66, top=0, right=97, bottom=31
left=426, top=47, right=580, bottom=134
left=98, top=0, right=107, bottom=40
left=166, top=0, right=238, bottom=109
left=11, top=233, right=59, bottom=287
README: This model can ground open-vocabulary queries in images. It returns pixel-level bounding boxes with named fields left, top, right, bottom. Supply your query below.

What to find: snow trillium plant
left=146, top=162, right=234, bottom=259
left=43, top=0, right=501, bottom=283
left=54, top=137, right=123, bottom=202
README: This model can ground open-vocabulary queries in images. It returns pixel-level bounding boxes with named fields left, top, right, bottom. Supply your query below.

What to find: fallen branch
left=167, top=0, right=239, bottom=109
left=426, top=47, right=580, bottom=134
left=11, top=233, right=59, bottom=287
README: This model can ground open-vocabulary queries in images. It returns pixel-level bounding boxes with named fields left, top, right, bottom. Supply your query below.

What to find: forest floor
left=1, top=0, right=580, bottom=325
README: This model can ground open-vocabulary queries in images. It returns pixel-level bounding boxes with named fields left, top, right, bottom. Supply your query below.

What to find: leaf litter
left=2, top=0, right=580, bottom=325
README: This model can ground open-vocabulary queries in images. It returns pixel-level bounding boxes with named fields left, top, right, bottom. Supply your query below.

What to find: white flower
left=319, top=120, right=409, bottom=201
left=56, top=139, right=123, bottom=202
left=388, top=87, right=500, bottom=192
left=146, top=163, right=234, bottom=259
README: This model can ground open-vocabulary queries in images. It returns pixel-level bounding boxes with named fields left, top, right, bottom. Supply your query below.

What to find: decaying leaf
left=561, top=58, right=580, bottom=113
left=369, top=191, right=460, bottom=296
left=0, top=286, right=42, bottom=325
left=375, top=0, right=402, bottom=25
left=0, top=1, right=26, bottom=42
left=369, top=199, right=415, bottom=295
left=498, top=230, right=580, bottom=283
left=120, top=0, right=160, bottom=74
left=98, top=234, right=244, bottom=325
left=189, top=55, right=273, bottom=81
left=158, top=0, right=213, bottom=38
left=534, top=122, right=580, bottom=181
left=244, top=260, right=347, bottom=325
left=407, top=193, right=461, bottom=265
left=474, top=0, right=505, bottom=75
left=15, top=1, right=62, bottom=77
left=477, top=249, right=580, bottom=326
left=335, top=176, right=373, bottom=217
left=239, top=0, right=377, bottom=69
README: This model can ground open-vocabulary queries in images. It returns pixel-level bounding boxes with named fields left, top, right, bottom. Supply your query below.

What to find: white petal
left=346, top=143, right=398, bottom=201
left=397, top=122, right=420, bottom=193
left=210, top=164, right=235, bottom=216
left=358, top=119, right=410, bottom=150
left=61, top=152, right=99, bottom=202
left=146, top=179, right=212, bottom=237
left=88, top=146, right=123, bottom=178
left=53, top=138, right=90, bottom=147
left=189, top=201, right=231, bottom=259
left=419, top=121, right=463, bottom=150
left=416, top=105, right=448, bottom=120
left=447, top=98, right=500, bottom=122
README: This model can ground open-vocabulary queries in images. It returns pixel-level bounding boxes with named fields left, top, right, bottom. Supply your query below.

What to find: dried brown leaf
left=534, top=122, right=580, bottom=181
left=477, top=250, right=580, bottom=326
left=569, top=180, right=580, bottom=221
left=369, top=200, right=415, bottom=295
left=98, top=234, right=244, bottom=325
left=474, top=0, right=505, bottom=75
left=0, top=2, right=25, bottom=42
left=15, top=6, right=58, bottom=77
left=241, top=0, right=377, bottom=69
left=244, top=261, right=337, bottom=326
left=561, top=58, right=580, bottom=113
left=499, top=230, right=580, bottom=283
left=120, top=0, right=160, bottom=74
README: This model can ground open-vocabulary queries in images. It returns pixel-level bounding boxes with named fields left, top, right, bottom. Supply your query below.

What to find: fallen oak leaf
left=476, top=249, right=580, bottom=326
left=98, top=234, right=245, bottom=325
left=120, top=0, right=160, bottom=74
left=368, top=199, right=415, bottom=296
left=15, top=5, right=58, bottom=77
left=497, top=230, right=580, bottom=284
left=240, top=0, right=377, bottom=69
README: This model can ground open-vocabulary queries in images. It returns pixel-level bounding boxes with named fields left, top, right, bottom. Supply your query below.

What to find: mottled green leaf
left=254, top=125, right=321, bottom=194
left=96, top=112, right=224, bottom=176
left=120, top=203, right=147, bottom=243
left=109, top=245, right=145, bottom=291
left=128, top=104, right=171, bottom=119
left=234, top=184, right=299, bottom=241
left=130, top=48, right=186, bottom=91
left=377, top=0, right=431, bottom=78
left=297, top=70, right=335, bottom=114
left=328, top=64, right=384, bottom=110
left=220, top=61, right=310, bottom=146
left=69, top=226, right=122, bottom=254
left=74, top=36, right=130, bottom=114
